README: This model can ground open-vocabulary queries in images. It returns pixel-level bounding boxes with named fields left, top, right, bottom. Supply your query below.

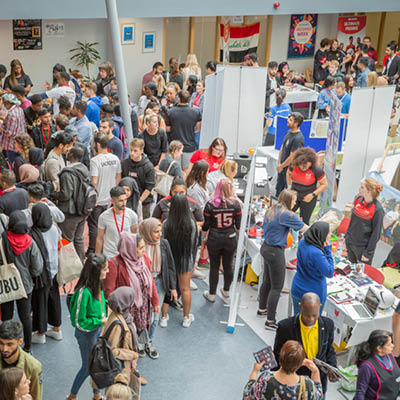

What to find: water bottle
left=291, top=229, right=299, bottom=248
left=256, top=225, right=263, bottom=245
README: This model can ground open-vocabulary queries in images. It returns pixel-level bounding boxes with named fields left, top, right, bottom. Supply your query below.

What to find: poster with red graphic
left=337, top=16, right=366, bottom=55
left=287, top=14, right=318, bottom=59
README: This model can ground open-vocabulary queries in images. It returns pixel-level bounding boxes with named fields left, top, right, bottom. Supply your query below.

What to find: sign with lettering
left=288, top=14, right=318, bottom=59
left=337, top=16, right=366, bottom=55
left=13, top=19, right=42, bottom=50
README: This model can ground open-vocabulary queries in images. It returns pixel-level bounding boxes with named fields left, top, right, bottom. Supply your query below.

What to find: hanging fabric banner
left=219, top=22, right=260, bottom=64
left=337, top=16, right=367, bottom=54
left=287, top=14, right=318, bottom=59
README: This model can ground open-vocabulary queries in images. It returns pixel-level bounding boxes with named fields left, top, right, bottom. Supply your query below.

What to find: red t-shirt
left=190, top=149, right=224, bottom=173
left=367, top=47, right=378, bottom=62
left=290, top=165, right=325, bottom=200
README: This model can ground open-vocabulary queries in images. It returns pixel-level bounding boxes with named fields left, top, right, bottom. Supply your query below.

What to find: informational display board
left=13, top=19, right=42, bottom=50
left=337, top=16, right=366, bottom=54
left=288, top=14, right=318, bottom=58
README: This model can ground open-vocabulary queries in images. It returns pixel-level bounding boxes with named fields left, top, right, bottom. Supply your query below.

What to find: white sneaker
left=32, top=333, right=46, bottom=344
left=190, top=280, right=198, bottom=290
left=45, top=329, right=63, bottom=341
left=203, top=290, right=216, bottom=303
left=192, top=269, right=206, bottom=280
left=159, top=315, right=169, bottom=328
left=220, top=288, right=230, bottom=299
left=182, top=314, right=195, bottom=328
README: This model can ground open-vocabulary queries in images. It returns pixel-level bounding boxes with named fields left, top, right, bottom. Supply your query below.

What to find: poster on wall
left=320, top=93, right=342, bottom=212
left=13, top=19, right=42, bottom=50
left=287, top=14, right=318, bottom=59
left=219, top=22, right=260, bottom=64
left=44, top=22, right=65, bottom=37
left=337, top=16, right=366, bottom=54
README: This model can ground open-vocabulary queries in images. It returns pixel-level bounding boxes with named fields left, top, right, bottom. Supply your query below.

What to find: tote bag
left=153, top=161, right=176, bottom=197
left=0, top=239, right=27, bottom=304
left=57, top=238, right=83, bottom=286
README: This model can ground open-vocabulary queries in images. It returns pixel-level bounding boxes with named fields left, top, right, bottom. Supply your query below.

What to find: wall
left=0, top=19, right=107, bottom=93
left=165, top=17, right=190, bottom=65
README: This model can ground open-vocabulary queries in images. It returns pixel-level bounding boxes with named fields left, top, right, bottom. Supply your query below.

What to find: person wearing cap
left=11, top=85, right=31, bottom=110
left=0, top=93, right=27, bottom=165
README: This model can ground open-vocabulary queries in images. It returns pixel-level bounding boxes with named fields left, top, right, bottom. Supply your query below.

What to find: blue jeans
left=149, top=276, right=166, bottom=340
left=71, top=327, right=101, bottom=395
left=292, top=294, right=325, bottom=316
left=275, top=167, right=287, bottom=197
left=194, top=131, right=200, bottom=150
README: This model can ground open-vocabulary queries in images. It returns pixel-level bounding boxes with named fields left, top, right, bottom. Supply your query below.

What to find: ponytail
left=356, top=330, right=392, bottom=367
left=275, top=88, right=287, bottom=107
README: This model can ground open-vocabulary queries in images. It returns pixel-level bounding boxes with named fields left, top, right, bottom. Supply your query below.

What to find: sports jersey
left=202, top=199, right=242, bottom=235
left=290, top=165, right=325, bottom=200
left=152, top=195, right=204, bottom=222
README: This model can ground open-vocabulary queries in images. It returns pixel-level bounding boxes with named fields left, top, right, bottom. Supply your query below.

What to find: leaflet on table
left=326, top=275, right=358, bottom=294
left=329, top=291, right=354, bottom=304
left=313, top=358, right=350, bottom=382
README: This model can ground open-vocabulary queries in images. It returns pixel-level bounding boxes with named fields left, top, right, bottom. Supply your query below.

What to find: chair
left=364, top=264, right=385, bottom=284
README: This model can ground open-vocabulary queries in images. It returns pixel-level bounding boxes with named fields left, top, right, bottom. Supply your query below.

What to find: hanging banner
left=320, top=93, right=342, bottom=212
left=13, top=19, right=42, bottom=50
left=219, top=22, right=260, bottom=64
left=337, top=16, right=367, bottom=53
left=287, top=14, right=318, bottom=59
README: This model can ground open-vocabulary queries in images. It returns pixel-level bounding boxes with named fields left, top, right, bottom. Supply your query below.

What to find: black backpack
left=89, top=320, right=125, bottom=389
left=62, top=167, right=97, bottom=216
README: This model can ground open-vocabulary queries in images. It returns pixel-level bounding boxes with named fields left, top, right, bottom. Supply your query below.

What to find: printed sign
left=337, top=16, right=367, bottom=55
left=288, top=14, right=318, bottom=58
left=13, top=19, right=42, bottom=50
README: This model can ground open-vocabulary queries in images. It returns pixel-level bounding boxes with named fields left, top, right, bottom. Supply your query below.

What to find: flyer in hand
left=313, top=358, right=350, bottom=382
left=253, top=346, right=278, bottom=372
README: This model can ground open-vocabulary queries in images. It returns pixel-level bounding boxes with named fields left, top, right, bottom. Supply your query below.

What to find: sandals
left=145, top=342, right=159, bottom=359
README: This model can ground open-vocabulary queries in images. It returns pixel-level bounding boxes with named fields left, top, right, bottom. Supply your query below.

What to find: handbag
left=0, top=238, right=27, bottom=304
left=129, top=365, right=141, bottom=400
left=57, top=238, right=83, bottom=286
left=153, top=160, right=177, bottom=197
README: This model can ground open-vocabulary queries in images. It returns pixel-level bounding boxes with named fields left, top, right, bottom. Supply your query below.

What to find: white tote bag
left=153, top=160, right=177, bottom=197
left=57, top=239, right=83, bottom=286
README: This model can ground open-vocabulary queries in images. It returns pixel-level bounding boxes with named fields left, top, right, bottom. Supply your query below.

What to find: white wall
left=269, top=14, right=339, bottom=74
left=0, top=19, right=108, bottom=93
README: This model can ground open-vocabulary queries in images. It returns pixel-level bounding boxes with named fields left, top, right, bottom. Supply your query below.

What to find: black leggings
left=1, top=293, right=33, bottom=350
left=259, top=243, right=286, bottom=321
left=207, top=231, right=237, bottom=295
left=292, top=196, right=318, bottom=225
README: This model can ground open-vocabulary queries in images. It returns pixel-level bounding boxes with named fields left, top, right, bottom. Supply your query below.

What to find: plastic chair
left=364, top=264, right=385, bottom=284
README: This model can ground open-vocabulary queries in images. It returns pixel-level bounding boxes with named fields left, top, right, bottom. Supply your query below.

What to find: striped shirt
left=0, top=105, right=27, bottom=151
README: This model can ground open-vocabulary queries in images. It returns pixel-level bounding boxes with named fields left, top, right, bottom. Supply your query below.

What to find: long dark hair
left=186, top=160, right=209, bottom=189
left=75, top=253, right=106, bottom=299
left=164, top=194, right=196, bottom=262
left=356, top=330, right=392, bottom=367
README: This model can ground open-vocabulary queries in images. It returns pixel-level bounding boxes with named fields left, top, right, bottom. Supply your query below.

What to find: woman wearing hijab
left=139, top=218, right=177, bottom=336
left=18, top=164, right=40, bottom=184
left=30, top=203, right=62, bottom=344
left=28, top=148, right=45, bottom=178
left=103, top=287, right=138, bottom=379
left=118, top=176, right=143, bottom=222
left=103, top=232, right=159, bottom=358
left=0, top=211, right=43, bottom=353
left=291, top=221, right=334, bottom=315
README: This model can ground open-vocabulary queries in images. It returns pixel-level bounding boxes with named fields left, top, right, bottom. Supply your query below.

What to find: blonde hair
left=367, top=71, right=378, bottom=87
left=106, top=374, right=133, bottom=400
left=329, top=60, right=339, bottom=68
left=266, top=189, right=297, bottom=222
left=144, top=112, right=158, bottom=126
left=220, top=159, right=238, bottom=182
left=185, top=53, right=200, bottom=75
left=168, top=140, right=184, bottom=154
left=363, top=178, right=383, bottom=200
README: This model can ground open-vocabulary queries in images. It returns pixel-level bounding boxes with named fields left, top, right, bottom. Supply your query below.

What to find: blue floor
left=31, top=280, right=267, bottom=399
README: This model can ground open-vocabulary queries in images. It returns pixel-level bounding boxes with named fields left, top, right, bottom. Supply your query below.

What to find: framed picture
left=121, top=23, right=135, bottom=45
left=142, top=31, right=156, bottom=53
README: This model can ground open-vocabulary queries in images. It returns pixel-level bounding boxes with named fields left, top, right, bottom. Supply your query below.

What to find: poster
left=337, top=16, right=366, bottom=54
left=219, top=22, right=260, bottom=64
left=320, top=93, right=342, bottom=212
left=13, top=19, right=42, bottom=50
left=142, top=32, right=156, bottom=53
left=287, top=14, right=318, bottom=59
left=44, top=22, right=65, bottom=37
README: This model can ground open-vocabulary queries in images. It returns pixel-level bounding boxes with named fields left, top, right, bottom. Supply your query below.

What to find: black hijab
left=119, top=177, right=140, bottom=212
left=29, top=148, right=45, bottom=167
left=8, top=211, right=29, bottom=234
left=303, top=221, right=330, bottom=252
left=30, top=203, right=52, bottom=288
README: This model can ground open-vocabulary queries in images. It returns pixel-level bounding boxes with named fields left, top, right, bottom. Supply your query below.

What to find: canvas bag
left=0, top=238, right=27, bottom=304
left=57, top=239, right=83, bottom=286
left=153, top=161, right=176, bottom=197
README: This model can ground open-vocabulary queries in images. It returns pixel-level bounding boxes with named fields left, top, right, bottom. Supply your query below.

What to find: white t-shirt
left=90, top=153, right=121, bottom=206
left=98, top=207, right=138, bottom=259
left=46, top=85, right=75, bottom=115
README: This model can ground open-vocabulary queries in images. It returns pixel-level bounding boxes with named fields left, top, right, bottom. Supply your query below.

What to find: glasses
left=213, top=147, right=225, bottom=153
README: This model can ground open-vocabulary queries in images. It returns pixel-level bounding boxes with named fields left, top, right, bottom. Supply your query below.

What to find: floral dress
left=243, top=370, right=323, bottom=400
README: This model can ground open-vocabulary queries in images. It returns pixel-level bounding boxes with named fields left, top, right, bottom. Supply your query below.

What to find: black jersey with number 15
left=203, top=199, right=242, bottom=235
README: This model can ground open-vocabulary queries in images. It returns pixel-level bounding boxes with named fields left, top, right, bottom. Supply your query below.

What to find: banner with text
left=219, top=22, right=260, bottom=64
left=337, top=16, right=366, bottom=54
left=288, top=14, right=318, bottom=59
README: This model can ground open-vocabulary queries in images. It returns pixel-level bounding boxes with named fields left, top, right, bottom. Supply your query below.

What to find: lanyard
left=99, top=288, right=105, bottom=317
left=113, top=209, right=125, bottom=235
left=41, top=125, right=50, bottom=144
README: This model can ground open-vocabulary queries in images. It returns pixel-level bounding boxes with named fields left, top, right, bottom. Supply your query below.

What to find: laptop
left=342, top=287, right=380, bottom=320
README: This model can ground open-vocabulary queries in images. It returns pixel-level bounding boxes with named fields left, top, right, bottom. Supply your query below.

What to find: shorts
left=180, top=151, right=194, bottom=169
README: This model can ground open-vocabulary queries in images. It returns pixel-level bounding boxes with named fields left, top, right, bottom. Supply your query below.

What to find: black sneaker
left=264, top=320, right=278, bottom=331
left=257, top=309, right=268, bottom=317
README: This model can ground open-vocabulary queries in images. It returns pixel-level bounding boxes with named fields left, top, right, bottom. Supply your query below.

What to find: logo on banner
left=288, top=14, right=318, bottom=59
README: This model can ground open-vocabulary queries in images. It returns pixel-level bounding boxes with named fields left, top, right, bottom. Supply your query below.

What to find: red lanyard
left=113, top=209, right=125, bottom=234
left=41, top=125, right=50, bottom=144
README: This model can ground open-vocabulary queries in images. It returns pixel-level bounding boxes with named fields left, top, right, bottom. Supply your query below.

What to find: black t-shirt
left=24, top=106, right=40, bottom=134
left=313, top=49, right=328, bottom=82
left=152, top=195, right=204, bottom=222
left=328, top=49, right=344, bottom=64
left=203, top=199, right=242, bottom=235
left=165, top=105, right=202, bottom=153
left=138, top=129, right=168, bottom=166
left=4, top=74, right=33, bottom=90
left=279, top=130, right=304, bottom=165
left=290, top=165, right=325, bottom=199
left=1, top=357, right=18, bottom=369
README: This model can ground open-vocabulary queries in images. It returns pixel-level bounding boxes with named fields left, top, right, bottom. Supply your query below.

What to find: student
left=356, top=58, right=371, bottom=88
left=0, top=64, right=7, bottom=88
left=0, top=367, right=32, bottom=400
left=83, top=81, right=104, bottom=128
left=313, top=38, right=331, bottom=83
left=11, top=85, right=31, bottom=110
left=121, top=138, right=155, bottom=219
left=138, top=82, right=157, bottom=116
left=265, top=61, right=281, bottom=113
left=158, top=140, right=184, bottom=178
left=31, top=109, right=56, bottom=150
left=202, top=179, right=241, bottom=302
left=46, top=63, right=82, bottom=101
left=326, top=60, right=344, bottom=82
left=24, top=94, right=44, bottom=136
left=67, top=254, right=109, bottom=400
left=95, top=61, right=115, bottom=97
left=259, top=190, right=307, bottom=330
left=3, top=60, right=32, bottom=94
left=106, top=374, right=134, bottom=400
left=316, top=76, right=335, bottom=118
left=69, top=101, right=92, bottom=152
left=0, top=170, right=29, bottom=216
left=207, top=159, right=238, bottom=193
left=355, top=330, right=400, bottom=400
left=13, top=133, right=35, bottom=182
left=0, top=321, right=43, bottom=400
left=334, top=82, right=351, bottom=118
left=99, top=117, right=124, bottom=160
left=118, top=177, right=142, bottom=217
left=205, top=61, right=217, bottom=75
left=186, top=160, right=210, bottom=211
left=189, top=138, right=227, bottom=174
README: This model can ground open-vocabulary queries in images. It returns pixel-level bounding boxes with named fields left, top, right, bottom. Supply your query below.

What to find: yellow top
left=299, top=316, right=319, bottom=360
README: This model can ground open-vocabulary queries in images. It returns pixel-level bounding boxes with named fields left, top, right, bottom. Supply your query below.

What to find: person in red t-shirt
left=363, top=36, right=378, bottom=63
left=287, top=147, right=328, bottom=225
left=188, top=137, right=227, bottom=174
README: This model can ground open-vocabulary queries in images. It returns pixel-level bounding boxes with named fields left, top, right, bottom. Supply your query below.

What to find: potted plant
left=69, top=41, right=101, bottom=81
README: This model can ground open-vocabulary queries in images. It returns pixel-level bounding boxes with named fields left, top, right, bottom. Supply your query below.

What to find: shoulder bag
left=57, top=238, right=83, bottom=286
left=153, top=160, right=177, bottom=197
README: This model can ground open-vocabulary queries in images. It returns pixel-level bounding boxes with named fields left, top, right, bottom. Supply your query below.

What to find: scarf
left=118, top=232, right=152, bottom=309
left=19, top=164, right=40, bottom=183
left=108, top=286, right=139, bottom=349
left=30, top=204, right=52, bottom=288
left=7, top=211, right=32, bottom=255
left=303, top=221, right=330, bottom=252
left=139, top=218, right=162, bottom=275
left=118, top=177, right=140, bottom=212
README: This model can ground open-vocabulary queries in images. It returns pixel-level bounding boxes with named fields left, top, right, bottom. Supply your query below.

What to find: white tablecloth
left=270, top=85, right=319, bottom=107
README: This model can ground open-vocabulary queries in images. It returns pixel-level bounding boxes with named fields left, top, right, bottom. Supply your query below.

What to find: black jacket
left=384, top=55, right=400, bottom=81
left=160, top=238, right=177, bottom=292
left=0, top=188, right=29, bottom=216
left=265, top=74, right=281, bottom=112
left=31, top=124, right=56, bottom=150
left=273, top=315, right=336, bottom=393
left=121, top=154, right=155, bottom=205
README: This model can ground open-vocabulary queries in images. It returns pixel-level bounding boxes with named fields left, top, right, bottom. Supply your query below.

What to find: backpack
left=62, top=167, right=97, bottom=216
left=89, top=320, right=125, bottom=389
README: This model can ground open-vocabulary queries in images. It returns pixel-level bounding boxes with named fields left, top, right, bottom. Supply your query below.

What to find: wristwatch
left=312, top=192, right=317, bottom=199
